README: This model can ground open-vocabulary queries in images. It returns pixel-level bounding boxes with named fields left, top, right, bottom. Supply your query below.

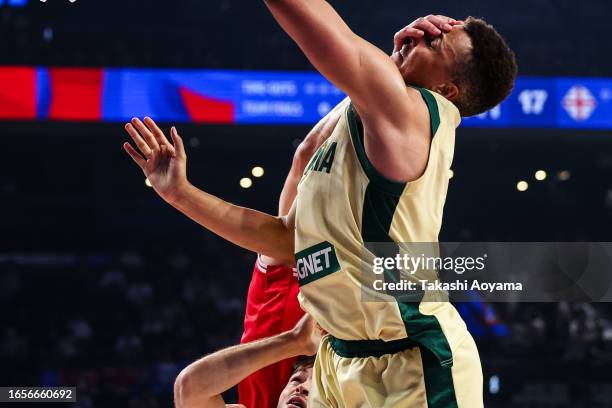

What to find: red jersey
left=238, top=257, right=305, bottom=408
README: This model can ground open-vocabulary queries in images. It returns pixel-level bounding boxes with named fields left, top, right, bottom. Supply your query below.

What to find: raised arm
left=123, top=117, right=295, bottom=264
left=264, top=1, right=414, bottom=122
left=174, top=314, right=321, bottom=408
left=263, top=1, right=432, bottom=184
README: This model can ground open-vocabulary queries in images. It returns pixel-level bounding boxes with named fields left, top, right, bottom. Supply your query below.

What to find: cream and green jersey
left=294, top=87, right=469, bottom=366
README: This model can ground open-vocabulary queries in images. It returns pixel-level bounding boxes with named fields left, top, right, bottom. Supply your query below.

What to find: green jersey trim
left=328, top=335, right=419, bottom=358
left=346, top=86, right=441, bottom=196
left=359, top=159, right=456, bottom=380
left=410, top=86, right=441, bottom=136
left=346, top=105, right=407, bottom=196
left=397, top=302, right=454, bottom=367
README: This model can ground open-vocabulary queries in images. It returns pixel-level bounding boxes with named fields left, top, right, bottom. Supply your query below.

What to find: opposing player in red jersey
left=238, top=98, right=347, bottom=408
left=238, top=259, right=303, bottom=408
left=174, top=314, right=321, bottom=408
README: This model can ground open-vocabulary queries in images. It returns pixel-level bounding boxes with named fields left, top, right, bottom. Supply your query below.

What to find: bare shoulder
left=359, top=86, right=435, bottom=183
left=360, top=86, right=431, bottom=136
left=226, top=404, right=247, bottom=408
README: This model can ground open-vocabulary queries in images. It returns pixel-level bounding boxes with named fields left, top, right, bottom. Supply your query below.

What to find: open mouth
left=287, top=395, right=307, bottom=408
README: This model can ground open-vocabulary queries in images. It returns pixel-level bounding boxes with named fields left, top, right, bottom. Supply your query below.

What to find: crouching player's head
left=277, top=356, right=316, bottom=408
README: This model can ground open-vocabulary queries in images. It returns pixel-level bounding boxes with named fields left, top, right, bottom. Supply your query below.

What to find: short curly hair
left=452, top=17, right=517, bottom=117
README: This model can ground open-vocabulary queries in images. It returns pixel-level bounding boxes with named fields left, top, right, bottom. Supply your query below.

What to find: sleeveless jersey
left=294, top=87, right=469, bottom=366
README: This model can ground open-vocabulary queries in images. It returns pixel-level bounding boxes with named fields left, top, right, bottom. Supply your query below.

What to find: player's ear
left=433, top=82, right=459, bottom=101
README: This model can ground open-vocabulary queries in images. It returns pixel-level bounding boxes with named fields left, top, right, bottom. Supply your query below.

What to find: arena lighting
left=558, top=170, right=571, bottom=181
left=517, top=181, right=529, bottom=192
left=535, top=170, right=547, bottom=181
left=489, top=375, right=500, bottom=394
left=144, top=178, right=152, bottom=188
left=43, top=27, right=53, bottom=43
left=251, top=167, right=265, bottom=178
left=240, top=177, right=253, bottom=189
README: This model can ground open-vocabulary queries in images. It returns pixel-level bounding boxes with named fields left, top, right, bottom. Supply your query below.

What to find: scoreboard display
left=0, top=0, right=28, bottom=6
left=0, top=65, right=611, bottom=129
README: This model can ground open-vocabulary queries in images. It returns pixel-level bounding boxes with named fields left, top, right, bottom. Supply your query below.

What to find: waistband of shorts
left=328, top=335, right=419, bottom=358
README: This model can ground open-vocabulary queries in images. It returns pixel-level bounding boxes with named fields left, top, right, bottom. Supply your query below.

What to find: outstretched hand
left=393, top=15, right=463, bottom=54
left=123, top=117, right=189, bottom=203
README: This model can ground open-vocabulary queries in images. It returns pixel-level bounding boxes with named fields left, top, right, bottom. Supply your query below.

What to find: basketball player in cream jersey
left=122, top=7, right=517, bottom=407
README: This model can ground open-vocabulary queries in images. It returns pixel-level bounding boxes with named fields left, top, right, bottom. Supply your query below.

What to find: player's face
left=276, top=365, right=313, bottom=408
left=391, top=26, right=472, bottom=97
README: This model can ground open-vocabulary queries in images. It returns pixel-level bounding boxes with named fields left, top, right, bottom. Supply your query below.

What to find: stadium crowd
left=2, top=242, right=612, bottom=406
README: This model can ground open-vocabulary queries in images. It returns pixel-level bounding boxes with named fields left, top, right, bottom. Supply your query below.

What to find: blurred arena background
left=1, top=0, right=612, bottom=407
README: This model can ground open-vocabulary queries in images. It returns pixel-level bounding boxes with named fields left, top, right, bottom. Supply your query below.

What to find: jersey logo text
left=304, top=142, right=337, bottom=175
left=295, top=241, right=340, bottom=286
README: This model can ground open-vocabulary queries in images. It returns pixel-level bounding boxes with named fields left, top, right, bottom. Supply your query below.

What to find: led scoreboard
left=0, top=66, right=611, bottom=129
left=0, top=0, right=28, bottom=6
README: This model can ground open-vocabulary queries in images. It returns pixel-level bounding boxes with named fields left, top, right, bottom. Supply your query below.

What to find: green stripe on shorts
left=420, top=345, right=458, bottom=408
